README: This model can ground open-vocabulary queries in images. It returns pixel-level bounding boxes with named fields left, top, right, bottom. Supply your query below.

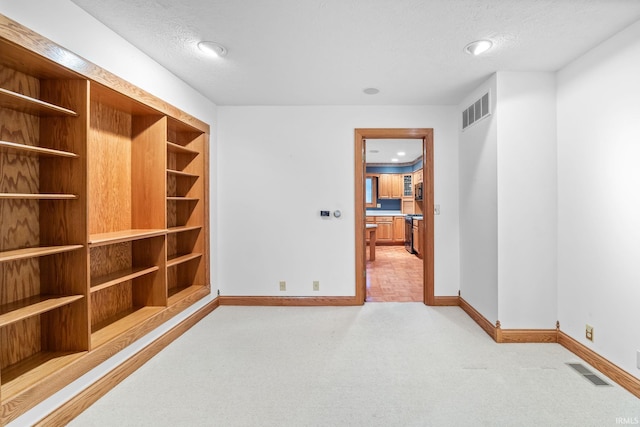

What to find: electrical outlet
left=313, top=280, right=320, bottom=291
left=636, top=350, right=640, bottom=370
left=585, top=324, right=594, bottom=341
left=279, top=281, right=286, bottom=291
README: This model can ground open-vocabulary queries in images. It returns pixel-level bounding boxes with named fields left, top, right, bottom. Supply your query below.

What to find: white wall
left=459, top=72, right=558, bottom=330
left=496, top=72, right=557, bottom=329
left=217, top=106, right=460, bottom=297
left=458, top=75, right=499, bottom=323
left=0, top=2, right=219, bottom=425
left=557, top=20, right=640, bottom=379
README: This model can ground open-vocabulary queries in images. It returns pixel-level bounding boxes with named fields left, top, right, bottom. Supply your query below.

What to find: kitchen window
left=366, top=176, right=378, bottom=208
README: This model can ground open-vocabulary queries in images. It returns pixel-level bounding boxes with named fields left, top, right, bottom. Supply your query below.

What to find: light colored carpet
left=68, top=304, right=639, bottom=426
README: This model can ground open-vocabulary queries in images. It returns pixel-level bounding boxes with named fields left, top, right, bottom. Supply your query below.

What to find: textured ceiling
left=71, top=0, right=640, bottom=106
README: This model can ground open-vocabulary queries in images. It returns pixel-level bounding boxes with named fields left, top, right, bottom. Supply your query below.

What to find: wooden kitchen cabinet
left=0, top=16, right=210, bottom=423
left=377, top=174, right=391, bottom=198
left=374, top=216, right=393, bottom=241
left=393, top=174, right=403, bottom=198
left=393, top=216, right=405, bottom=242
left=413, top=219, right=423, bottom=258
left=414, top=169, right=423, bottom=184
left=368, top=216, right=404, bottom=244
left=378, top=174, right=402, bottom=199
left=402, top=174, right=413, bottom=197
left=402, top=198, right=415, bottom=214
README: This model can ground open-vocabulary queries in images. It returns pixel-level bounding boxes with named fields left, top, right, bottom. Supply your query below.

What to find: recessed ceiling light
left=363, top=88, right=380, bottom=95
left=391, top=158, right=399, bottom=162
left=198, top=41, right=228, bottom=58
left=464, top=40, right=493, bottom=56
left=397, top=152, right=406, bottom=156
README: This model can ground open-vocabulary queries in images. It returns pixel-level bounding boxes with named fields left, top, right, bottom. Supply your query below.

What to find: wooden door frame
left=354, top=128, right=434, bottom=305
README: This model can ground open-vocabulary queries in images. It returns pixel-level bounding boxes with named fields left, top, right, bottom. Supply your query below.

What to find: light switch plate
left=637, top=350, right=640, bottom=369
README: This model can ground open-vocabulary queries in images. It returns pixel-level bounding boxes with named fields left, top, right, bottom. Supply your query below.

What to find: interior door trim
left=354, top=128, right=434, bottom=305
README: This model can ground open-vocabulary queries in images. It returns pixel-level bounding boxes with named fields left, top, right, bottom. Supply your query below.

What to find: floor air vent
left=566, top=363, right=611, bottom=386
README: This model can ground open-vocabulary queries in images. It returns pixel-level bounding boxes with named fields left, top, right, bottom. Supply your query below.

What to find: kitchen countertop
left=366, top=210, right=403, bottom=216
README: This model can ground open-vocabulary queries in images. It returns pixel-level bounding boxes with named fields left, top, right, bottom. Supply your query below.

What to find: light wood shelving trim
left=166, top=225, right=202, bottom=235
left=91, top=306, right=164, bottom=349
left=167, top=284, right=204, bottom=306
left=0, top=295, right=84, bottom=327
left=0, top=351, right=88, bottom=402
left=90, top=266, right=160, bottom=294
left=167, top=252, right=202, bottom=268
left=88, top=229, right=166, bottom=247
left=0, top=193, right=77, bottom=200
left=166, top=141, right=198, bottom=155
left=0, top=140, right=78, bottom=158
left=166, top=168, right=199, bottom=178
left=166, top=196, right=199, bottom=202
left=0, top=87, right=78, bottom=116
left=0, top=245, right=84, bottom=263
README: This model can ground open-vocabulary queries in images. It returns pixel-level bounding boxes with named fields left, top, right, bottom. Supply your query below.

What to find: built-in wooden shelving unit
left=0, top=14, right=210, bottom=424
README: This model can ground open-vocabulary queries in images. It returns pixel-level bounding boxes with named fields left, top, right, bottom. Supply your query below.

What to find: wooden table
left=366, top=224, right=377, bottom=261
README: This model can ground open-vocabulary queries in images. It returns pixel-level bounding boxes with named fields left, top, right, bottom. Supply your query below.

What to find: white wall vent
left=462, top=92, right=490, bottom=130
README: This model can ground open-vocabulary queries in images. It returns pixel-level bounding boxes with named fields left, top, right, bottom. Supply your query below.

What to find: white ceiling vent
left=462, top=92, right=490, bottom=130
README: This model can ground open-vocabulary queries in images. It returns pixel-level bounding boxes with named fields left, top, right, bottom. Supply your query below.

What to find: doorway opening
left=354, top=129, right=434, bottom=305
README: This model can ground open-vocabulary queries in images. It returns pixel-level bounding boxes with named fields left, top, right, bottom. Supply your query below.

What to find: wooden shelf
left=0, top=245, right=84, bottom=263
left=91, top=306, right=164, bottom=349
left=166, top=169, right=199, bottom=178
left=167, top=225, right=202, bottom=234
left=167, top=252, right=202, bottom=268
left=166, top=141, right=198, bottom=155
left=0, top=351, right=87, bottom=401
left=0, top=295, right=84, bottom=328
left=0, top=17, right=210, bottom=423
left=89, top=229, right=166, bottom=247
left=0, top=87, right=78, bottom=117
left=166, top=196, right=199, bottom=202
left=168, top=284, right=204, bottom=306
left=91, top=266, right=160, bottom=293
left=0, top=193, right=77, bottom=200
left=0, top=140, right=78, bottom=158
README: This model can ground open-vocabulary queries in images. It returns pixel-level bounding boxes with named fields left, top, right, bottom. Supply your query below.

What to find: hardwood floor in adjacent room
left=366, top=245, right=423, bottom=302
